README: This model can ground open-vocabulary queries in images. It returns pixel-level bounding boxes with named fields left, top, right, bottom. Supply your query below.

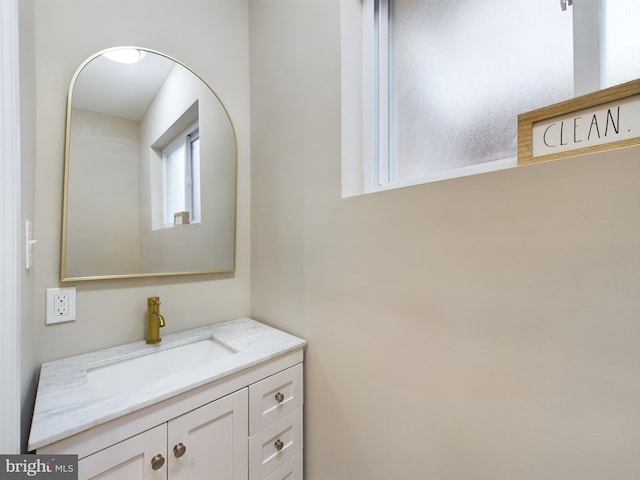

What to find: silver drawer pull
left=275, top=392, right=285, bottom=403
left=173, top=442, right=187, bottom=458
left=274, top=439, right=284, bottom=451
left=151, top=454, right=165, bottom=470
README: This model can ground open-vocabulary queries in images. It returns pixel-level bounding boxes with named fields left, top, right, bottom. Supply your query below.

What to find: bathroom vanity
left=28, top=318, right=306, bottom=480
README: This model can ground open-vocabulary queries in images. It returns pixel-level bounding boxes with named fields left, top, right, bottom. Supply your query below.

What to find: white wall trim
left=0, top=0, right=22, bottom=454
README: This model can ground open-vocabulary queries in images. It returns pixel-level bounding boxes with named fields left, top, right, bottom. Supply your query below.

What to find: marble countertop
left=28, top=317, right=306, bottom=451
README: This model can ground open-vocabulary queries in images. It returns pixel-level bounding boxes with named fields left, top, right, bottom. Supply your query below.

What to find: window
left=162, top=124, right=201, bottom=225
left=360, top=0, right=640, bottom=192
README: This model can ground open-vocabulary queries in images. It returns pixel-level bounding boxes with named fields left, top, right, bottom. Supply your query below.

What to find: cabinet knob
left=173, top=442, right=187, bottom=458
left=275, top=392, right=285, bottom=403
left=274, top=439, right=284, bottom=451
left=151, top=454, right=165, bottom=470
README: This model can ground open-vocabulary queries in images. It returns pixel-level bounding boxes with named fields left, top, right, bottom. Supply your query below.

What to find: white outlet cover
left=46, top=287, right=76, bottom=325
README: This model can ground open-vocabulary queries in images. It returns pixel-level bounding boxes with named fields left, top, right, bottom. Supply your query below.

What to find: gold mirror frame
left=61, top=47, right=238, bottom=281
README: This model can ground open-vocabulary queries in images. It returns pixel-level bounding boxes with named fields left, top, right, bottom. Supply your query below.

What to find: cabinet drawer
left=263, top=451, right=303, bottom=480
left=249, top=408, right=303, bottom=480
left=249, top=363, right=303, bottom=435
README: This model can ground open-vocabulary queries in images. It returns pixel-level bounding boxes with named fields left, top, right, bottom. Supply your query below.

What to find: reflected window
left=162, top=124, right=201, bottom=225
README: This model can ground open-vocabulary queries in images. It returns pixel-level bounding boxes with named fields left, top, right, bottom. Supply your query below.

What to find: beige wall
left=249, top=1, right=640, bottom=479
left=31, top=0, right=250, bottom=363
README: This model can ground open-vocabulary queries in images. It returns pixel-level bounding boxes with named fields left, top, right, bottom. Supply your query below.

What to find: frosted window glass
left=601, top=0, right=640, bottom=88
left=391, top=0, right=574, bottom=178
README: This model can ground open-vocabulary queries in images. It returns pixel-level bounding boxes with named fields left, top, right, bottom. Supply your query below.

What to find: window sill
left=347, top=157, right=518, bottom=198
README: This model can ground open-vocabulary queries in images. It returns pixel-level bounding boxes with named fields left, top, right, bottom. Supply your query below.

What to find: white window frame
left=362, top=0, right=606, bottom=192
left=363, top=0, right=393, bottom=188
left=162, top=123, right=200, bottom=226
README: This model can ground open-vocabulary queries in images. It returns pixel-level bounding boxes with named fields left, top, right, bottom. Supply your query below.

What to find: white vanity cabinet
left=29, top=319, right=306, bottom=480
left=79, top=389, right=248, bottom=480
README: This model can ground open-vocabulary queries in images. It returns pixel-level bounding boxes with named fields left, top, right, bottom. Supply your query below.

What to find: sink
left=87, top=337, right=236, bottom=398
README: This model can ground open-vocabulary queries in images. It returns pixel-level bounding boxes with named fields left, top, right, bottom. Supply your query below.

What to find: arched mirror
left=61, top=47, right=237, bottom=281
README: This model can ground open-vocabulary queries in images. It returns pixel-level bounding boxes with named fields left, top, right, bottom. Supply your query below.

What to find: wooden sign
left=518, top=79, right=640, bottom=165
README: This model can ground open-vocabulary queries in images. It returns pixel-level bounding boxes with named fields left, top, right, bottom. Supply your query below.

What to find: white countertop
left=28, top=317, right=306, bottom=451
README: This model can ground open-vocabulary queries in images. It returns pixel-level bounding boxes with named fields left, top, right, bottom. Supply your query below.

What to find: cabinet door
left=78, top=424, right=167, bottom=480
left=168, top=388, right=248, bottom=480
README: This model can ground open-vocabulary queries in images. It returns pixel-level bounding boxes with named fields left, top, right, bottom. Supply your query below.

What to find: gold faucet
left=146, top=297, right=165, bottom=344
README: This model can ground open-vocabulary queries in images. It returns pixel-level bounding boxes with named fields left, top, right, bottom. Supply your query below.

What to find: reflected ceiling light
left=103, top=48, right=145, bottom=64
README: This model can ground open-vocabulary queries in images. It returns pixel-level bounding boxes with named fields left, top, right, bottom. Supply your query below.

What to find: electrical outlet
left=46, top=287, right=76, bottom=325
left=54, top=293, right=69, bottom=316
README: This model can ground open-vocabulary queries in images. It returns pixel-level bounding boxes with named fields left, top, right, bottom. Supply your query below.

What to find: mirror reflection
left=62, top=47, right=236, bottom=281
